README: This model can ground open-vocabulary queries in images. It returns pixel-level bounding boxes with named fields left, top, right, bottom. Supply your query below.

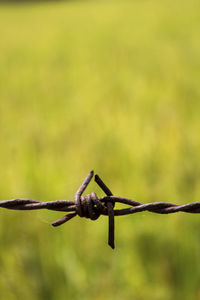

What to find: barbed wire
left=1, top=170, right=200, bottom=249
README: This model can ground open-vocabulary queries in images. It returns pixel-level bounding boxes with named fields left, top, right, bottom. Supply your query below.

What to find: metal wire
left=1, top=170, right=200, bottom=249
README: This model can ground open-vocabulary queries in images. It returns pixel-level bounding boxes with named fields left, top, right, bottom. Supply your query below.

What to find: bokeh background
left=0, top=0, right=200, bottom=299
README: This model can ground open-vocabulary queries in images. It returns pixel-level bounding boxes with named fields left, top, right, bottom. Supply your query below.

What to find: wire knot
left=40, top=170, right=115, bottom=248
left=75, top=192, right=105, bottom=220
left=52, top=171, right=115, bottom=248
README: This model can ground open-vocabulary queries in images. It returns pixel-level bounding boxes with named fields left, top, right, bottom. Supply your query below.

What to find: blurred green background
left=0, top=0, right=200, bottom=299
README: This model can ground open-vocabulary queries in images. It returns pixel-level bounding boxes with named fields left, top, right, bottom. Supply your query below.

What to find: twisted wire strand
left=0, top=170, right=200, bottom=248
left=1, top=197, right=200, bottom=214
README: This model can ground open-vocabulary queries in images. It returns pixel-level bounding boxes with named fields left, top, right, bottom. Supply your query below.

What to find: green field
left=0, top=0, right=200, bottom=299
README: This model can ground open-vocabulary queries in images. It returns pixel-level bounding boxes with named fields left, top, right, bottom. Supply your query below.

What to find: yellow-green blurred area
left=0, top=0, right=200, bottom=299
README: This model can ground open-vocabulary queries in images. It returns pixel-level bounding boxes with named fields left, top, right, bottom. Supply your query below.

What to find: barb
left=95, top=174, right=115, bottom=249
left=0, top=171, right=200, bottom=249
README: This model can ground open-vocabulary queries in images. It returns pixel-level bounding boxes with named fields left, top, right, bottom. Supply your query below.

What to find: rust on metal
left=1, top=171, right=200, bottom=249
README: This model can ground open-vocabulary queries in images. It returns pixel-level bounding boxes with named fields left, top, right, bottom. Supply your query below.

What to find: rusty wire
left=1, top=170, right=200, bottom=249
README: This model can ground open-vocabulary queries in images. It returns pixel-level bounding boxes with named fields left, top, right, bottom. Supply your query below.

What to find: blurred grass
left=0, top=0, right=200, bottom=299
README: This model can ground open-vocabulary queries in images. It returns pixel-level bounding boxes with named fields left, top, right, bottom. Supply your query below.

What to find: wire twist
left=1, top=170, right=200, bottom=249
